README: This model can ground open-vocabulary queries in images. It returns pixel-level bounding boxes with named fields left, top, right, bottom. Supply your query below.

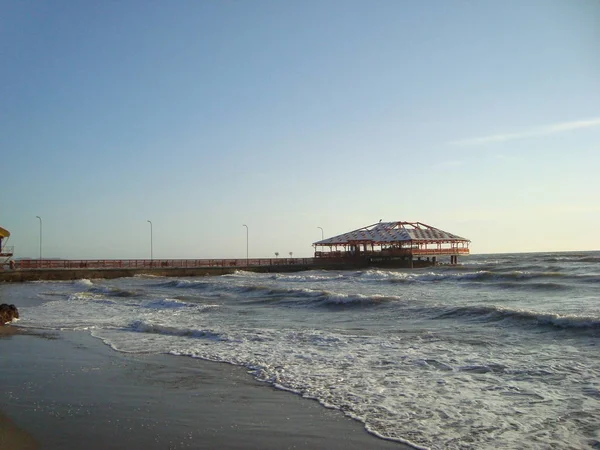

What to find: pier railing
left=15, top=258, right=316, bottom=270
left=412, top=248, right=470, bottom=256
left=12, top=249, right=469, bottom=270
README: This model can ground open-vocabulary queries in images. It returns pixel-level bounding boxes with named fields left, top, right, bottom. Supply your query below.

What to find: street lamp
left=147, top=220, right=153, bottom=262
left=242, top=224, right=248, bottom=266
left=36, top=216, right=42, bottom=261
left=317, top=226, right=324, bottom=240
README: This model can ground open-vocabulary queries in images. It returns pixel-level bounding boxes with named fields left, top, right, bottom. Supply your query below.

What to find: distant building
left=313, top=221, right=470, bottom=267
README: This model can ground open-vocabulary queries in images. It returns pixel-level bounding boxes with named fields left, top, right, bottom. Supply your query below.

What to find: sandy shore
left=0, top=327, right=409, bottom=449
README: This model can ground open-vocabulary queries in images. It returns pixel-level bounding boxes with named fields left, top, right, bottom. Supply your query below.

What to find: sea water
left=3, top=251, right=599, bottom=449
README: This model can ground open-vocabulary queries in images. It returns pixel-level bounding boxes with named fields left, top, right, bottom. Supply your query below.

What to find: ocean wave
left=270, top=272, right=346, bottom=282
left=432, top=304, right=600, bottom=331
left=163, top=278, right=360, bottom=304
left=88, top=285, right=142, bottom=297
left=68, top=291, right=109, bottom=301
left=359, top=268, right=596, bottom=286
left=237, top=284, right=401, bottom=307
left=155, top=279, right=212, bottom=289
left=541, top=255, right=600, bottom=263
left=580, top=275, right=600, bottom=283
left=128, top=319, right=222, bottom=339
left=67, top=292, right=116, bottom=305
left=141, top=298, right=196, bottom=309
left=480, top=281, right=571, bottom=291
left=222, top=270, right=260, bottom=278
left=74, top=278, right=94, bottom=288
left=579, top=257, right=600, bottom=263
left=442, top=270, right=568, bottom=282
left=40, top=292, right=70, bottom=298
left=156, top=277, right=400, bottom=307
left=317, top=292, right=399, bottom=306
left=359, top=269, right=414, bottom=283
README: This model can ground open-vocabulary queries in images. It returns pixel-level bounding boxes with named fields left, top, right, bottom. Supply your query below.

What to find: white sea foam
left=74, top=278, right=94, bottom=287
left=142, top=298, right=191, bottom=309
left=128, top=319, right=221, bottom=340
left=272, top=272, right=346, bottom=282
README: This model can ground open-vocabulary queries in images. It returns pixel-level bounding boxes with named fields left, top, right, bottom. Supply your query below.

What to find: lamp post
left=147, top=220, right=153, bottom=263
left=317, top=226, right=324, bottom=240
left=242, top=224, right=248, bottom=266
left=36, top=216, right=42, bottom=262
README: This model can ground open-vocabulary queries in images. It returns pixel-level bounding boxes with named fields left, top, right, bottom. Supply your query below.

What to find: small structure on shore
left=0, top=226, right=13, bottom=266
left=313, top=221, right=470, bottom=267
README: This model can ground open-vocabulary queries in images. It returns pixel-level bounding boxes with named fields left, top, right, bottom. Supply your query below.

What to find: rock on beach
left=0, top=304, right=19, bottom=325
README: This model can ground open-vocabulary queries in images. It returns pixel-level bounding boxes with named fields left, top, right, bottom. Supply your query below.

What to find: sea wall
left=0, top=262, right=358, bottom=282
left=0, top=258, right=439, bottom=283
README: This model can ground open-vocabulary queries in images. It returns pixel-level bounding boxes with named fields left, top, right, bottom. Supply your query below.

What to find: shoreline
left=0, top=327, right=409, bottom=449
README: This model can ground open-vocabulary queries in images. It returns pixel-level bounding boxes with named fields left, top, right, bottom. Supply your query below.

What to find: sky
left=1, top=0, right=599, bottom=259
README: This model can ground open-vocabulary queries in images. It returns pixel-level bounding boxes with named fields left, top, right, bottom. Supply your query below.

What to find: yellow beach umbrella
left=0, top=226, right=10, bottom=239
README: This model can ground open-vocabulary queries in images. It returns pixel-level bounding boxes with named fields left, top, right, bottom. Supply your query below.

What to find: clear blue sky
left=2, top=0, right=599, bottom=259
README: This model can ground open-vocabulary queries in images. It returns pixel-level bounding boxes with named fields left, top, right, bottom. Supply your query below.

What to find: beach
left=0, top=326, right=407, bottom=450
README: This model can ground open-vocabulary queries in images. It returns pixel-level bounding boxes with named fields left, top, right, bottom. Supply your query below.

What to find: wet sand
left=0, top=328, right=409, bottom=449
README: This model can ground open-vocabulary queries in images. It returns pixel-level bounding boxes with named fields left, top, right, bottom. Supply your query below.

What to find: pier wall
left=0, top=256, right=443, bottom=283
left=0, top=262, right=361, bottom=283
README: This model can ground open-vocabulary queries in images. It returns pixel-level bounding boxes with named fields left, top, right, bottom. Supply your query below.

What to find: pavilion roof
left=314, top=221, right=469, bottom=246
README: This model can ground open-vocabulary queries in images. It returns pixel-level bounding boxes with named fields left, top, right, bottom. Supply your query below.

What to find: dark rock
left=0, top=304, right=19, bottom=325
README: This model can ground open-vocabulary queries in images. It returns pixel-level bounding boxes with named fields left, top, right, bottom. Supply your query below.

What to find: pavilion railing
left=314, top=247, right=469, bottom=258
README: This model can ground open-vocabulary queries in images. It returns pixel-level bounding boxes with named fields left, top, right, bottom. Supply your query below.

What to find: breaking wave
left=154, top=277, right=400, bottom=307
left=357, top=269, right=599, bottom=287
left=88, top=285, right=142, bottom=297
left=242, top=285, right=401, bottom=307
left=483, top=281, right=571, bottom=291
left=155, top=279, right=212, bottom=289
left=431, top=304, right=600, bottom=331
left=128, top=320, right=222, bottom=340
left=270, top=272, right=346, bottom=282
left=141, top=298, right=195, bottom=309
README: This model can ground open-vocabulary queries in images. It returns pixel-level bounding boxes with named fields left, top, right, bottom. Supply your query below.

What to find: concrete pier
left=0, top=260, right=354, bottom=282
left=0, top=254, right=457, bottom=283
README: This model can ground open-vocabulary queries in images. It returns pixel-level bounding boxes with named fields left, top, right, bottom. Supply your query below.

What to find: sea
left=3, top=251, right=599, bottom=449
